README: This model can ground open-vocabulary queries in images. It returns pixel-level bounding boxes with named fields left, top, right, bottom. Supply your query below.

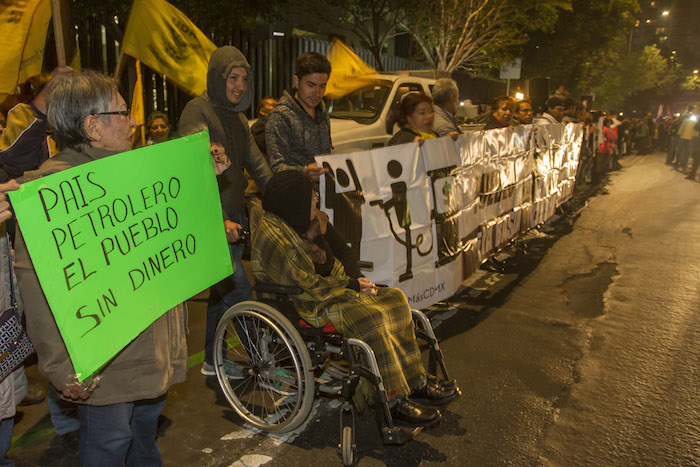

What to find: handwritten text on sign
left=11, top=131, right=232, bottom=380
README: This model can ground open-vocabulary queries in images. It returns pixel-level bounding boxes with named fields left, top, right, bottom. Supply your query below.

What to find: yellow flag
left=0, top=0, right=51, bottom=96
left=131, top=60, right=145, bottom=126
left=121, top=0, right=216, bottom=96
left=131, top=59, right=146, bottom=146
left=17, top=0, right=51, bottom=85
left=325, top=39, right=383, bottom=99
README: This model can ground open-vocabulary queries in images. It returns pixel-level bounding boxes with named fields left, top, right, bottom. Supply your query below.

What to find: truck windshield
left=327, top=82, right=392, bottom=124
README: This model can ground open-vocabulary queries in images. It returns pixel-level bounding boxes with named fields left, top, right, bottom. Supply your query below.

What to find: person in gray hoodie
left=178, top=46, right=272, bottom=376
left=265, top=52, right=332, bottom=181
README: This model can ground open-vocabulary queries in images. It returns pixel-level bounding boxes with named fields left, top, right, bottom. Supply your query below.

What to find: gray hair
left=432, top=78, right=459, bottom=106
left=46, top=70, right=120, bottom=151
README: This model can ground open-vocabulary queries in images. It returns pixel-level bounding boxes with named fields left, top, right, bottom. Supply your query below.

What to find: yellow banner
left=131, top=60, right=145, bottom=126
left=0, top=0, right=51, bottom=95
left=121, top=0, right=216, bottom=96
left=325, top=39, right=383, bottom=99
left=17, top=0, right=51, bottom=85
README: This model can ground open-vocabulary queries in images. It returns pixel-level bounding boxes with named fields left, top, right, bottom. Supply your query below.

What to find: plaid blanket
left=252, top=212, right=425, bottom=401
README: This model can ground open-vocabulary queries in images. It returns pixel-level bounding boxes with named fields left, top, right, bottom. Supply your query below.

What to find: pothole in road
left=560, top=262, right=619, bottom=319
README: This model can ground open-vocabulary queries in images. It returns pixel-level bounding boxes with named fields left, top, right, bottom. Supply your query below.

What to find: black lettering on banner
left=112, top=198, right=128, bottom=223
left=38, top=187, right=58, bottom=222
left=168, top=177, right=181, bottom=198
left=51, top=227, right=67, bottom=259
left=86, top=172, right=107, bottom=202
left=126, top=194, right=144, bottom=217
left=127, top=234, right=197, bottom=291
left=152, top=181, right=165, bottom=204
left=97, top=204, right=115, bottom=229
left=63, top=258, right=96, bottom=291
left=405, top=282, right=445, bottom=304
left=66, top=218, right=85, bottom=251
left=58, top=179, right=82, bottom=215
left=75, top=288, right=117, bottom=338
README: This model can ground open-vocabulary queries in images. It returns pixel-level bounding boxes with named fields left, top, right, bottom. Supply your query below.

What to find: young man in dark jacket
left=178, top=46, right=272, bottom=376
left=265, top=52, right=332, bottom=181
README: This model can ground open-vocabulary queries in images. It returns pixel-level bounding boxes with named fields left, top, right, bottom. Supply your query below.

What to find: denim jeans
left=47, top=383, right=80, bottom=435
left=676, top=138, right=694, bottom=169
left=204, top=213, right=252, bottom=366
left=78, top=395, right=166, bottom=467
left=0, top=417, right=13, bottom=467
left=666, top=135, right=679, bottom=164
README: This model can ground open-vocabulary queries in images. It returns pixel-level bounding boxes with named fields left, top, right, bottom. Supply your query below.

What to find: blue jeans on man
left=47, top=383, right=80, bottom=435
left=78, top=395, right=166, bottom=467
left=204, top=213, right=252, bottom=367
left=676, top=138, right=695, bottom=170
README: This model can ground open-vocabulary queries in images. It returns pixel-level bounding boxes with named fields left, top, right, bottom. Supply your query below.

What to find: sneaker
left=201, top=361, right=246, bottom=379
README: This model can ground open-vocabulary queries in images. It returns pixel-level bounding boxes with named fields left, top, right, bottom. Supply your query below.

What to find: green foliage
left=520, top=0, right=640, bottom=93
left=682, top=75, right=700, bottom=91
left=405, top=0, right=572, bottom=73
left=595, top=45, right=677, bottom=109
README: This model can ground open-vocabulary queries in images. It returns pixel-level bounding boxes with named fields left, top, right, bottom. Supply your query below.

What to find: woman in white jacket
left=0, top=179, right=28, bottom=466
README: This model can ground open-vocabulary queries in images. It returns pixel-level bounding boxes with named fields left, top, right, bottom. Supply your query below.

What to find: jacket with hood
left=14, top=146, right=188, bottom=405
left=265, top=89, right=332, bottom=173
left=178, top=46, right=272, bottom=217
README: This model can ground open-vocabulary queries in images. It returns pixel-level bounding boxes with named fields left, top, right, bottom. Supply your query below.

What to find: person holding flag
left=178, top=46, right=272, bottom=377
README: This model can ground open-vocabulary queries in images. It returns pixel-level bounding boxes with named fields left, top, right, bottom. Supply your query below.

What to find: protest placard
left=10, top=131, right=232, bottom=381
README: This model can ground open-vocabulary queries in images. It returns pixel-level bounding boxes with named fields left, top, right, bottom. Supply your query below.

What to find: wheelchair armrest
left=253, top=282, right=304, bottom=296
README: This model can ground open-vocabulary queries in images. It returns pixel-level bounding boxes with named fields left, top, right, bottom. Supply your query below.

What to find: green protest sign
left=10, top=131, right=232, bottom=381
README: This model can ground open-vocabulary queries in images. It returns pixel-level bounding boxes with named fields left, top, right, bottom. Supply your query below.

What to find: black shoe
left=19, top=389, right=45, bottom=406
left=390, top=398, right=442, bottom=427
left=411, top=381, right=460, bottom=406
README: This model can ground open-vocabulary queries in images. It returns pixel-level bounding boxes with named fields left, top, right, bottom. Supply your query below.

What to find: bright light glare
left=691, top=116, right=698, bottom=122
left=694, top=70, right=699, bottom=74
left=662, top=10, right=669, bottom=16
left=460, top=102, right=465, bottom=106
left=619, top=112, right=623, bottom=116
left=515, top=92, right=524, bottom=100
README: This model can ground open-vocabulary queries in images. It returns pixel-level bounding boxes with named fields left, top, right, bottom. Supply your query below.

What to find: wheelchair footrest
left=381, top=426, right=421, bottom=445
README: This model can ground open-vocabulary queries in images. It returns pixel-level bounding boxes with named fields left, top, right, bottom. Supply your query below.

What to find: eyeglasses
left=95, top=109, right=131, bottom=117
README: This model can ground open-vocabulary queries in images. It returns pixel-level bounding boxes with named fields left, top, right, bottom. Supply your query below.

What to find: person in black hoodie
left=178, top=46, right=272, bottom=377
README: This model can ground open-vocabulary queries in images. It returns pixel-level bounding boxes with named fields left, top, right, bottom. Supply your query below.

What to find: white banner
left=317, top=123, right=583, bottom=309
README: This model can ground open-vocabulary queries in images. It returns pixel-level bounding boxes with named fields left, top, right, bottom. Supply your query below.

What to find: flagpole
left=51, top=0, right=67, bottom=66
left=115, top=52, right=126, bottom=79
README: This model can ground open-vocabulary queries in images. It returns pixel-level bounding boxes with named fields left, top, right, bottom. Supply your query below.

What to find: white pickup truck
left=326, top=74, right=436, bottom=154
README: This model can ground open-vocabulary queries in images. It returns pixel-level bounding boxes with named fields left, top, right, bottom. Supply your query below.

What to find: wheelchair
left=212, top=281, right=458, bottom=465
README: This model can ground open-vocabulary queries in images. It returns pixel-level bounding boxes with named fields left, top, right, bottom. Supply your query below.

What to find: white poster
left=316, top=124, right=582, bottom=309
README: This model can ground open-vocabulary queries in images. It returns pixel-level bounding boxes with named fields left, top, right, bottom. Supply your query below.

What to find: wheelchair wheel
left=214, top=301, right=314, bottom=432
left=341, top=425, right=354, bottom=466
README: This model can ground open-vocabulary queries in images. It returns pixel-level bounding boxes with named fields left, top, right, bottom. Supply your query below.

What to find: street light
left=694, top=70, right=699, bottom=74
left=515, top=92, right=524, bottom=100
left=662, top=10, right=670, bottom=16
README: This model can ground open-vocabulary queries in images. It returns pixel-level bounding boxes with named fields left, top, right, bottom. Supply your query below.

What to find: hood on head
left=207, top=46, right=252, bottom=112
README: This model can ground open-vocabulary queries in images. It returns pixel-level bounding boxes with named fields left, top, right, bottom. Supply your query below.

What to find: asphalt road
left=10, top=151, right=700, bottom=466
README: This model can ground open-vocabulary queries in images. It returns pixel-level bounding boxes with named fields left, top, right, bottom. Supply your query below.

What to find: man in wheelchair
left=251, top=170, right=459, bottom=426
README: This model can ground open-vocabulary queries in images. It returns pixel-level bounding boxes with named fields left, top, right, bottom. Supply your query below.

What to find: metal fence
left=70, top=22, right=425, bottom=129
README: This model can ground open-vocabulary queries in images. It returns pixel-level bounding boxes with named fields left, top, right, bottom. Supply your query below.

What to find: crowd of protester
left=0, top=43, right=696, bottom=465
